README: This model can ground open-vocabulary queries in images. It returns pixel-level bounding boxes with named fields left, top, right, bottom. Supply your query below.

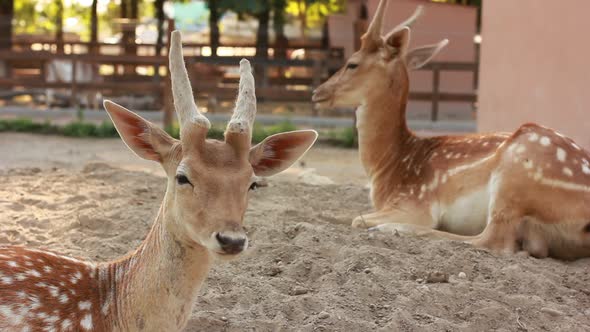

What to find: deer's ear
left=406, top=39, right=449, bottom=70
left=249, top=130, right=318, bottom=177
left=384, top=27, right=411, bottom=57
left=103, top=100, right=176, bottom=162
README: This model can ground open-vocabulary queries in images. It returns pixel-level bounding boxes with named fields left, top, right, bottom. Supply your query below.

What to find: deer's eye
left=176, top=174, right=192, bottom=186
left=249, top=182, right=259, bottom=191
left=346, top=63, right=359, bottom=70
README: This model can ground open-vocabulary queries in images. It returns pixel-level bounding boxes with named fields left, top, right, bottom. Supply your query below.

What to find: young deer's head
left=104, top=31, right=317, bottom=258
left=312, top=0, right=448, bottom=109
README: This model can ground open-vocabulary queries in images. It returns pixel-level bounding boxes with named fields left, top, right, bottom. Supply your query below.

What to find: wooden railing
left=10, top=40, right=345, bottom=59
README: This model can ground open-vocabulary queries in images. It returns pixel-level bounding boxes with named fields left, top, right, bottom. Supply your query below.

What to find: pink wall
left=478, top=0, right=590, bottom=148
left=328, top=0, right=478, bottom=114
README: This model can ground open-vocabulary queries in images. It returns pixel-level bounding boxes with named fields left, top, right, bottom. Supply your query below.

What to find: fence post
left=70, top=56, right=79, bottom=109
left=431, top=64, right=440, bottom=122
left=311, top=58, right=322, bottom=117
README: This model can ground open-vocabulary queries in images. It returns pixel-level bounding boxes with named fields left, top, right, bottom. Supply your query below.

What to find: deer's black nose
left=215, top=233, right=247, bottom=255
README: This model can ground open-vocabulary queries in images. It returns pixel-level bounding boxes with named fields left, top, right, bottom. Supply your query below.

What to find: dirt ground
left=1, top=133, right=589, bottom=331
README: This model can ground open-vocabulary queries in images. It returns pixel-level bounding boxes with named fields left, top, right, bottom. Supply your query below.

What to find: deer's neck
left=356, top=67, right=416, bottom=207
left=98, top=198, right=211, bottom=331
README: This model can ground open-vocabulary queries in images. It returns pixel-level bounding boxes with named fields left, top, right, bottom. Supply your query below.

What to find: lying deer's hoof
left=351, top=216, right=369, bottom=228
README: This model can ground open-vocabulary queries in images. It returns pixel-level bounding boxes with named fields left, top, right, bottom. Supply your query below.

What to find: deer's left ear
left=383, top=27, right=411, bottom=59
left=249, top=130, right=318, bottom=177
left=406, top=39, right=449, bottom=70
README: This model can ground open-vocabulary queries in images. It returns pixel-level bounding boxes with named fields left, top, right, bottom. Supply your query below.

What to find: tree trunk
left=273, top=0, right=288, bottom=59
left=0, top=0, right=14, bottom=50
left=298, top=0, right=307, bottom=41
left=90, top=0, right=98, bottom=54
left=256, top=7, right=270, bottom=58
left=155, top=0, right=165, bottom=56
left=55, top=0, right=64, bottom=53
left=208, top=0, right=220, bottom=56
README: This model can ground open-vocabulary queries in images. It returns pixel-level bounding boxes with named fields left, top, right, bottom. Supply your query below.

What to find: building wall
left=478, top=0, right=590, bottom=148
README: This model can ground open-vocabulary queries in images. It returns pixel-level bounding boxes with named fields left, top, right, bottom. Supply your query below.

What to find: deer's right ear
left=405, top=39, right=449, bottom=70
left=103, top=100, right=176, bottom=162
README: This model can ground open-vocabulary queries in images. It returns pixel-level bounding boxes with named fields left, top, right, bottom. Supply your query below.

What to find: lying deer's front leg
left=352, top=206, right=434, bottom=229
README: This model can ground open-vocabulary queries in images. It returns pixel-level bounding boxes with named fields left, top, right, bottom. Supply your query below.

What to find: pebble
left=292, top=287, right=309, bottom=295
left=318, top=312, right=330, bottom=319
left=540, top=307, right=563, bottom=317
left=426, top=271, right=449, bottom=283
left=458, top=272, right=467, bottom=279
left=221, top=316, right=228, bottom=322
left=364, top=268, right=371, bottom=274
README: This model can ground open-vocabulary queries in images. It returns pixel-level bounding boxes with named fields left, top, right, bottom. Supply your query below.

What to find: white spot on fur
left=523, top=159, right=534, bottom=169
left=7, top=261, right=18, bottom=268
left=26, top=269, right=41, bottom=278
left=515, top=145, right=526, bottom=154
left=556, top=148, right=566, bottom=162
left=563, top=167, right=573, bottom=177
left=528, top=133, right=539, bottom=142
left=43, top=266, right=52, bottom=273
left=1, top=276, right=13, bottom=284
left=582, top=164, right=590, bottom=175
left=15, top=273, right=27, bottom=281
left=482, top=141, right=489, bottom=147
left=540, top=136, right=551, bottom=146
left=71, top=271, right=83, bottom=284
left=48, top=285, right=60, bottom=297
left=62, top=319, right=73, bottom=330
left=81, top=314, right=93, bottom=330
left=59, top=293, right=69, bottom=304
left=79, top=301, right=92, bottom=311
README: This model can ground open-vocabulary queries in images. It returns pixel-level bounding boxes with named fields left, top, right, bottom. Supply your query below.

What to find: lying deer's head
left=313, top=0, right=448, bottom=109
left=104, top=31, right=317, bottom=258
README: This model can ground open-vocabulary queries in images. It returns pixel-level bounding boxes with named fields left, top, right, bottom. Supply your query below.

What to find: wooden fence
left=0, top=47, right=477, bottom=125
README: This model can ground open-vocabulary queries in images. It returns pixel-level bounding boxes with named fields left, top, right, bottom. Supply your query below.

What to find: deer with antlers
left=0, top=31, right=317, bottom=331
left=312, top=0, right=590, bottom=259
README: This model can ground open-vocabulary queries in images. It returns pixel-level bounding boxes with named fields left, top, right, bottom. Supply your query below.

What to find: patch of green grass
left=0, top=117, right=359, bottom=148
left=252, top=120, right=297, bottom=143
left=0, top=118, right=118, bottom=138
left=326, top=126, right=358, bottom=148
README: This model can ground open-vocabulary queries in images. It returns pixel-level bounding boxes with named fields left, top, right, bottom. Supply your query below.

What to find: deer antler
left=169, top=30, right=210, bottom=133
left=225, top=59, right=257, bottom=149
left=361, top=0, right=388, bottom=50
left=392, top=5, right=424, bottom=33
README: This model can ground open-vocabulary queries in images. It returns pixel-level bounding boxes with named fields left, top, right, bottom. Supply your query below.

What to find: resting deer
left=0, top=31, right=317, bottom=331
left=312, top=0, right=590, bottom=260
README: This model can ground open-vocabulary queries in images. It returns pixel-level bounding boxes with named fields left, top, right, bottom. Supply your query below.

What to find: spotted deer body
left=313, top=0, right=590, bottom=259
left=0, top=31, right=318, bottom=331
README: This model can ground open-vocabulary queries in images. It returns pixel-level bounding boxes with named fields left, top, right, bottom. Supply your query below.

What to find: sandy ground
left=1, top=133, right=590, bottom=331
